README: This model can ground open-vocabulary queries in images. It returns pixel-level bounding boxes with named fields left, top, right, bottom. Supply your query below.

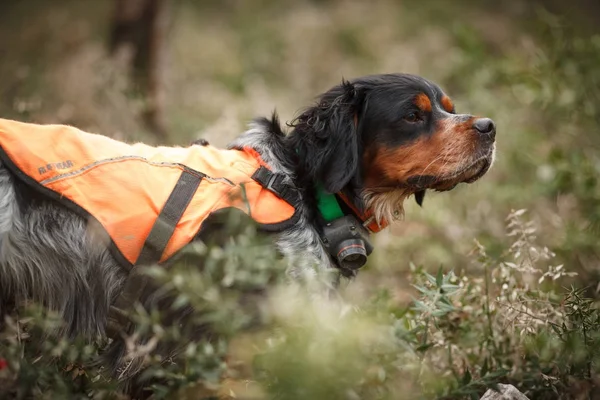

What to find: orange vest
left=0, top=118, right=300, bottom=269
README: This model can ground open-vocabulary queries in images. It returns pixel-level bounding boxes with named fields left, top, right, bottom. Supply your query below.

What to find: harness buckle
left=252, top=166, right=299, bottom=206
left=265, top=173, right=289, bottom=200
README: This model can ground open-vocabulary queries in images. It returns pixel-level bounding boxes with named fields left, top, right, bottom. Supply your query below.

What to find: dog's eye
left=404, top=112, right=421, bottom=123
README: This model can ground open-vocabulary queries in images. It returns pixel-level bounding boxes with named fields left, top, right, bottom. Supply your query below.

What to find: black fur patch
left=414, top=190, right=426, bottom=206
left=407, top=175, right=437, bottom=189
left=288, top=80, right=364, bottom=194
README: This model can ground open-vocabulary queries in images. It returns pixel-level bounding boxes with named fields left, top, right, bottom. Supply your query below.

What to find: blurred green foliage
left=1, top=209, right=599, bottom=399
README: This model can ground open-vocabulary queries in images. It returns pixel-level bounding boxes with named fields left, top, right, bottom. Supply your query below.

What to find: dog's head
left=290, top=73, right=496, bottom=226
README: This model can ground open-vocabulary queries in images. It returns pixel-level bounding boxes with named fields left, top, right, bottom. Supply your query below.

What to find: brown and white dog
left=0, top=73, right=495, bottom=395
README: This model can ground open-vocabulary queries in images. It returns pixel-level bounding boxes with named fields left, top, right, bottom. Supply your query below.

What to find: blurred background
left=1, top=0, right=599, bottom=299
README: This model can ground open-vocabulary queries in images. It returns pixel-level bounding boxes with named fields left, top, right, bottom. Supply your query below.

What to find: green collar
left=295, top=149, right=345, bottom=222
left=315, top=183, right=345, bottom=222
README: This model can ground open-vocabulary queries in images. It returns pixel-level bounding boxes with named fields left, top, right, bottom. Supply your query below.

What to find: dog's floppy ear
left=291, top=80, right=365, bottom=193
left=415, top=190, right=426, bottom=207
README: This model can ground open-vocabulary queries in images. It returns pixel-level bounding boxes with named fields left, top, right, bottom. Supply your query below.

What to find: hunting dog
left=0, top=73, right=496, bottom=395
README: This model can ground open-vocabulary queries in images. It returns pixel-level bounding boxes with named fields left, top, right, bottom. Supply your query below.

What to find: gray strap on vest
left=136, top=169, right=203, bottom=265
left=107, top=169, right=203, bottom=339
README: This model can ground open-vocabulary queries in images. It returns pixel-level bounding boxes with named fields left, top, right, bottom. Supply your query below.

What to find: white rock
left=480, top=384, right=530, bottom=400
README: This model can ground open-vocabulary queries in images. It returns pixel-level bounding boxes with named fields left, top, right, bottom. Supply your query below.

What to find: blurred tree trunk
left=109, top=0, right=170, bottom=140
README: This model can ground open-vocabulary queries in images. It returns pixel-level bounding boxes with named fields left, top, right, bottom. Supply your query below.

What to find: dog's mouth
left=405, top=149, right=494, bottom=192
left=440, top=154, right=491, bottom=188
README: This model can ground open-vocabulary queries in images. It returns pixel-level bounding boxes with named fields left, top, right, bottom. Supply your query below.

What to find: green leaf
left=441, top=284, right=461, bottom=294
left=412, top=284, right=433, bottom=295
left=425, top=272, right=437, bottom=285
left=462, top=369, right=472, bottom=385
left=481, top=357, right=489, bottom=377
left=436, top=266, right=444, bottom=288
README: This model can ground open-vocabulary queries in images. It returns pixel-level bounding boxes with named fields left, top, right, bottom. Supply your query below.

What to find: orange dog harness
left=0, top=118, right=300, bottom=269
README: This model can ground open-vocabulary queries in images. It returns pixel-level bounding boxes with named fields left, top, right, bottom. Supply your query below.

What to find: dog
left=0, top=73, right=495, bottom=395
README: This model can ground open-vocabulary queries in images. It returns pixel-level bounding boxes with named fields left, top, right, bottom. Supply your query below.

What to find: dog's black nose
left=473, top=118, right=496, bottom=139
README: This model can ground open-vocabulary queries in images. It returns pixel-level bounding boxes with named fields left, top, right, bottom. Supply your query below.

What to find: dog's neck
left=227, top=118, right=384, bottom=278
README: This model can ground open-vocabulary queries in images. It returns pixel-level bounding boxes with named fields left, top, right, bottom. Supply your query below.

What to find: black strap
left=251, top=166, right=300, bottom=206
left=136, top=169, right=203, bottom=265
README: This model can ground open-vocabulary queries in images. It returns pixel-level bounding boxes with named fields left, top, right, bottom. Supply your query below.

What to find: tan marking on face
left=362, top=116, right=485, bottom=222
left=441, top=95, right=454, bottom=113
left=414, top=93, right=432, bottom=113
left=363, top=117, right=480, bottom=192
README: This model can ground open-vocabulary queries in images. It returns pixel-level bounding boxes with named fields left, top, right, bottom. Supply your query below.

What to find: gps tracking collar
left=315, top=184, right=374, bottom=271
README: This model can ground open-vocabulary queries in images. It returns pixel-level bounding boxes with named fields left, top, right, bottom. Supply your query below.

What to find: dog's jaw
left=360, top=142, right=496, bottom=224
